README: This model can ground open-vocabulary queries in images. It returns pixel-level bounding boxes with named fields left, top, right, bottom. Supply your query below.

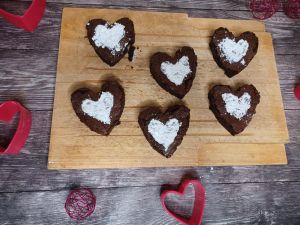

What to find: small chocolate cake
left=86, top=18, right=135, bottom=66
left=150, top=46, right=197, bottom=99
left=138, top=105, right=190, bottom=158
left=208, top=84, right=260, bottom=135
left=71, top=80, right=125, bottom=135
left=210, top=27, right=258, bottom=77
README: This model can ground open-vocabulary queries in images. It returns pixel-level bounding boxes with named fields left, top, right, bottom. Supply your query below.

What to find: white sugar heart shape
left=147, top=118, right=182, bottom=151
left=222, top=92, right=251, bottom=120
left=92, top=22, right=126, bottom=55
left=81, top=92, right=114, bottom=124
left=218, top=38, right=249, bottom=64
left=160, top=56, right=192, bottom=86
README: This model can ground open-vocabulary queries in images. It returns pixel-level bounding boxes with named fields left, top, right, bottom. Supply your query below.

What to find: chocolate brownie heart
left=208, top=84, right=260, bottom=135
left=150, top=46, right=197, bottom=99
left=71, top=80, right=125, bottom=136
left=138, top=105, right=190, bottom=158
left=210, top=27, right=259, bottom=77
left=86, top=18, right=135, bottom=66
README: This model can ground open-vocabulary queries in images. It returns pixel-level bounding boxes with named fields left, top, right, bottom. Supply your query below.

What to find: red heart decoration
left=0, top=101, right=32, bottom=154
left=161, top=180, right=205, bottom=225
left=294, top=84, right=300, bottom=101
left=0, top=0, right=46, bottom=32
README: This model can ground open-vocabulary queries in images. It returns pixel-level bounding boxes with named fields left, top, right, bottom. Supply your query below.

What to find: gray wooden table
left=0, top=1, right=300, bottom=224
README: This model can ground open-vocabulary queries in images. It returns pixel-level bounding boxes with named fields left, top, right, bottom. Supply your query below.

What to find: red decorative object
left=0, top=0, right=46, bottom=32
left=283, top=0, right=300, bottom=19
left=250, top=0, right=280, bottom=19
left=161, top=180, right=206, bottom=225
left=294, top=85, right=300, bottom=101
left=65, top=188, right=96, bottom=220
left=0, top=101, right=32, bottom=155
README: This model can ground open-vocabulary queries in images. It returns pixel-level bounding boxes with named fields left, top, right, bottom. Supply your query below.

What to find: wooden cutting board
left=48, top=8, right=288, bottom=169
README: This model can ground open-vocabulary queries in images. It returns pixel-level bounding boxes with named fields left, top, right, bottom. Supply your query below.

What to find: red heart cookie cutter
left=0, top=101, right=32, bottom=154
left=0, top=0, right=46, bottom=32
left=161, top=180, right=206, bottom=225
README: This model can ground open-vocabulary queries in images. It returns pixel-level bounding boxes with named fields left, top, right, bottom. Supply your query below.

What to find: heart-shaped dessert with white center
left=86, top=18, right=135, bottom=66
left=138, top=105, right=190, bottom=158
left=150, top=46, right=197, bottom=99
left=71, top=80, right=125, bottom=135
left=210, top=27, right=259, bottom=77
left=208, top=84, right=260, bottom=135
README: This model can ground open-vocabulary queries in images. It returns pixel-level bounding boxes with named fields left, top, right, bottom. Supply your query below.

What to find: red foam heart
left=294, top=85, right=300, bottom=101
left=0, top=101, right=32, bottom=154
left=161, top=180, right=205, bottom=225
left=0, top=0, right=46, bottom=32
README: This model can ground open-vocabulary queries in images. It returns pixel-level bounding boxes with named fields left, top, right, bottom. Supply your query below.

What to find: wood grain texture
left=17, top=0, right=251, bottom=10
left=1, top=143, right=300, bottom=193
left=0, top=182, right=300, bottom=225
left=0, top=1, right=300, bottom=224
left=0, top=2, right=299, bottom=54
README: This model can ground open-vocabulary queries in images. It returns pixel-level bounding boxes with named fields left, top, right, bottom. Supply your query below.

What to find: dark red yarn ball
left=283, top=0, right=300, bottom=19
left=65, top=188, right=96, bottom=220
left=250, top=0, right=280, bottom=19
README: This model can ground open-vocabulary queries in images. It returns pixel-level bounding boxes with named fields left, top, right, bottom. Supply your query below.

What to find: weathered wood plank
left=0, top=2, right=299, bottom=54
left=16, top=0, right=250, bottom=10
left=0, top=141, right=299, bottom=192
left=0, top=182, right=300, bottom=224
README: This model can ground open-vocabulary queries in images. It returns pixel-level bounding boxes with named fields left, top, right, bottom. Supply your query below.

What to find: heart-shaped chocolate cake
left=138, top=105, right=190, bottom=158
left=150, top=46, right=197, bottom=99
left=210, top=27, right=259, bottom=77
left=208, top=84, right=260, bottom=135
left=71, top=80, right=125, bottom=135
left=86, top=18, right=135, bottom=66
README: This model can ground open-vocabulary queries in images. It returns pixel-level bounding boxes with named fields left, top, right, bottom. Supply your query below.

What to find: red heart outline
left=0, top=0, right=46, bottom=32
left=0, top=101, right=32, bottom=154
left=161, top=180, right=205, bottom=225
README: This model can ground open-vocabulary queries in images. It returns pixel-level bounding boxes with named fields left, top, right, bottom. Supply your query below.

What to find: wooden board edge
left=261, top=33, right=290, bottom=143
left=47, top=144, right=287, bottom=170
left=198, top=144, right=287, bottom=166
left=62, top=7, right=265, bottom=32
left=188, top=17, right=265, bottom=32
left=62, top=7, right=189, bottom=20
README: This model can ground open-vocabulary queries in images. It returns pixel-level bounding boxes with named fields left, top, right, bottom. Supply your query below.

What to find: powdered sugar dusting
left=148, top=118, right=182, bottom=151
left=160, top=56, right=191, bottom=86
left=92, top=23, right=126, bottom=55
left=222, top=92, right=251, bottom=120
left=218, top=38, right=249, bottom=64
left=81, top=92, right=114, bottom=124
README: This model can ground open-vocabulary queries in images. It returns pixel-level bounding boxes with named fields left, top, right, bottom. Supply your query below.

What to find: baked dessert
left=86, top=18, right=135, bottom=66
left=208, top=84, right=260, bottom=135
left=138, top=105, right=190, bottom=158
left=210, top=27, right=258, bottom=77
left=71, top=80, right=125, bottom=135
left=150, top=46, right=197, bottom=99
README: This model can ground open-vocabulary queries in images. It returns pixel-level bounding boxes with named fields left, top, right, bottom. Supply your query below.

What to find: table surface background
left=0, top=1, right=299, bottom=224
